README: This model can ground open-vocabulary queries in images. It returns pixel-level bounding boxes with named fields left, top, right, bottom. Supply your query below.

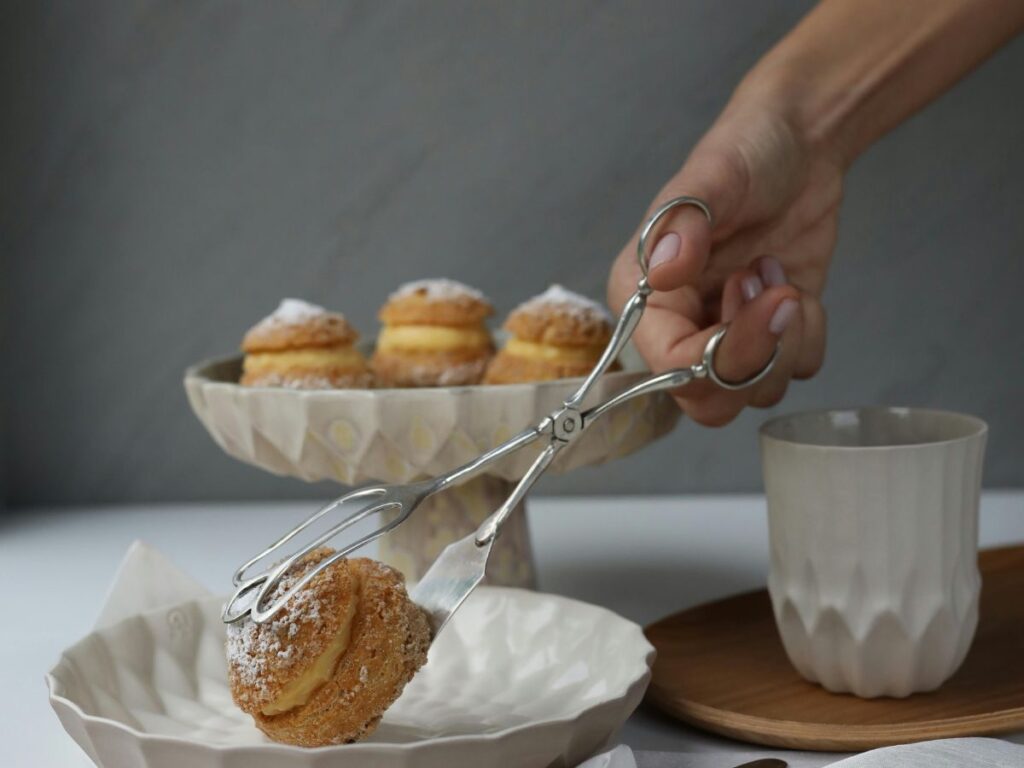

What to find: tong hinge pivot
left=548, top=406, right=584, bottom=444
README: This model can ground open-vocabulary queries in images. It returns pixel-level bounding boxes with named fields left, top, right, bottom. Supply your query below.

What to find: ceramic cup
left=760, top=407, right=987, bottom=698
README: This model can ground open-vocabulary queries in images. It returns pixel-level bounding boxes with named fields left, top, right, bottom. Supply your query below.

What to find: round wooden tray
left=644, top=544, right=1024, bottom=752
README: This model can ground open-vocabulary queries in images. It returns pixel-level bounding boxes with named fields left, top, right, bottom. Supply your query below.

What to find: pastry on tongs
left=227, top=549, right=430, bottom=746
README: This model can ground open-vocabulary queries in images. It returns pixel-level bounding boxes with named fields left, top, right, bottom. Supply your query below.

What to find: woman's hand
left=608, top=0, right=1024, bottom=427
left=607, top=96, right=841, bottom=426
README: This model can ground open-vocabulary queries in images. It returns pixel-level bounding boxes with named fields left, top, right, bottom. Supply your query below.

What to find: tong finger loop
left=697, top=326, right=781, bottom=390
left=636, top=196, right=713, bottom=277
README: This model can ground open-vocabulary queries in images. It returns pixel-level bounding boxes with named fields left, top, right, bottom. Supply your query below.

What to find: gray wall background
left=3, top=1, right=1022, bottom=508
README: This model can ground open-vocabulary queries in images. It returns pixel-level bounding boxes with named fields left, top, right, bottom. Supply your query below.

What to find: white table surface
left=3, top=492, right=1023, bottom=767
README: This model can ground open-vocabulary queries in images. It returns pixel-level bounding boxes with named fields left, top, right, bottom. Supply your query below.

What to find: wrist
left=730, top=58, right=855, bottom=169
left=727, top=0, right=1024, bottom=171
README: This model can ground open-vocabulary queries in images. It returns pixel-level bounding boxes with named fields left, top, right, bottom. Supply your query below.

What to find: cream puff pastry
left=227, top=549, right=431, bottom=747
left=241, top=299, right=372, bottom=389
left=484, top=285, right=617, bottom=384
left=371, top=279, right=494, bottom=387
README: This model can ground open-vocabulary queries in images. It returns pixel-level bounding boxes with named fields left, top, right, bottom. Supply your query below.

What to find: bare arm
left=754, top=0, right=1024, bottom=162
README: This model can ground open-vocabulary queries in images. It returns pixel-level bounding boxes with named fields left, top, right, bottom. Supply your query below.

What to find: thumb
left=642, top=150, right=749, bottom=293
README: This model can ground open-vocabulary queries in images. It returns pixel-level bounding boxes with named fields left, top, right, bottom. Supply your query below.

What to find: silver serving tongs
left=222, top=197, right=779, bottom=639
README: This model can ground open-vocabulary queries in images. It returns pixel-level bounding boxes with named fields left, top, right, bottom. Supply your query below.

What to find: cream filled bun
left=484, top=285, right=617, bottom=384
left=371, top=279, right=494, bottom=387
left=227, top=550, right=431, bottom=746
left=240, top=299, right=372, bottom=389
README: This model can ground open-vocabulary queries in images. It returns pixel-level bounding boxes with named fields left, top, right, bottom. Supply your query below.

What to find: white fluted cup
left=760, top=407, right=987, bottom=698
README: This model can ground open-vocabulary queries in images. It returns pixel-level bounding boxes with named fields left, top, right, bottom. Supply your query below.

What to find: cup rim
left=760, top=406, right=988, bottom=450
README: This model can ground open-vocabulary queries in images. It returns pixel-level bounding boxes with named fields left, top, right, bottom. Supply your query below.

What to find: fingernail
left=760, top=256, right=786, bottom=287
left=648, top=232, right=681, bottom=271
left=769, top=298, right=799, bottom=335
left=741, top=275, right=764, bottom=302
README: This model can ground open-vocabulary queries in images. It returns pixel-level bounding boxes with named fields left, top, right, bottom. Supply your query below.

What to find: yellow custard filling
left=505, top=338, right=604, bottom=363
left=377, top=324, right=491, bottom=353
left=261, top=593, right=359, bottom=716
left=244, top=346, right=366, bottom=374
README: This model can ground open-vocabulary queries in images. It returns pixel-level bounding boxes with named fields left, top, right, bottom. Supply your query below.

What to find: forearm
left=735, top=0, right=1024, bottom=165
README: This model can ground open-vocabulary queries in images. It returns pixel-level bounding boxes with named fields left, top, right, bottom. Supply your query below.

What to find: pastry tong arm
left=468, top=287, right=654, bottom=546
left=471, top=196, right=781, bottom=545
left=469, top=307, right=778, bottom=547
left=414, top=200, right=780, bottom=635
left=221, top=424, right=545, bottom=624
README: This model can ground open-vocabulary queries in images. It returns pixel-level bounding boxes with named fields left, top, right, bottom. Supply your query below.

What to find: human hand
left=607, top=96, right=841, bottom=425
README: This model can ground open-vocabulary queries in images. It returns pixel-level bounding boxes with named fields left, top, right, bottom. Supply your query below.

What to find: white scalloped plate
left=48, top=587, right=654, bottom=768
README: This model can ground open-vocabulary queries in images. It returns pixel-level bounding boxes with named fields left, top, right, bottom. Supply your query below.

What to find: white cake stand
left=185, top=346, right=679, bottom=588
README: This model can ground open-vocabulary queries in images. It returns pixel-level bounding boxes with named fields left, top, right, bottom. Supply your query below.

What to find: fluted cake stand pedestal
left=185, top=348, right=679, bottom=588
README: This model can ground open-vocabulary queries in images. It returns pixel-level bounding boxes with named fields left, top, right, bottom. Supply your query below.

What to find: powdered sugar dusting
left=433, top=359, right=488, bottom=386
left=248, top=374, right=335, bottom=390
left=249, top=298, right=330, bottom=333
left=516, top=284, right=612, bottom=322
left=380, top=358, right=488, bottom=388
left=225, top=570, right=325, bottom=699
left=389, top=278, right=488, bottom=303
left=243, top=372, right=372, bottom=390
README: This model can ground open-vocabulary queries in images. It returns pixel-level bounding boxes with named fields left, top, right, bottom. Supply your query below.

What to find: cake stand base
left=377, top=474, right=537, bottom=588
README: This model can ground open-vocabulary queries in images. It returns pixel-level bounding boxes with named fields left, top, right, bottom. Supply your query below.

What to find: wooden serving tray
left=644, top=544, right=1024, bottom=751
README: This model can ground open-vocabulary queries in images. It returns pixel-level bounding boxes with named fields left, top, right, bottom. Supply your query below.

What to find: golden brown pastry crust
left=484, top=287, right=617, bottom=384
left=372, top=280, right=494, bottom=387
left=240, top=301, right=371, bottom=389
left=503, top=303, right=612, bottom=348
left=243, top=313, right=359, bottom=353
left=379, top=291, right=493, bottom=328
left=371, top=350, right=489, bottom=387
left=227, top=551, right=430, bottom=747
left=483, top=351, right=619, bottom=384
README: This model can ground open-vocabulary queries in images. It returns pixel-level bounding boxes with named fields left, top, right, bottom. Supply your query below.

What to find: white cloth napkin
left=827, top=737, right=1024, bottom=767
left=95, top=544, right=1024, bottom=768
left=621, top=738, right=1024, bottom=767
left=587, top=736, right=1024, bottom=768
